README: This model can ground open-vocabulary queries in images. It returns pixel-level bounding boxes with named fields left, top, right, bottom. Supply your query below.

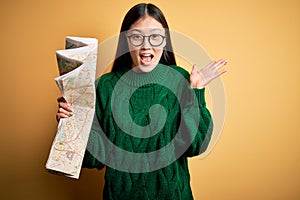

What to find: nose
left=141, top=36, right=151, bottom=49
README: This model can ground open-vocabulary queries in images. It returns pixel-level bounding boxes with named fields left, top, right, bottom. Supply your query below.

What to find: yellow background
left=1, top=0, right=299, bottom=199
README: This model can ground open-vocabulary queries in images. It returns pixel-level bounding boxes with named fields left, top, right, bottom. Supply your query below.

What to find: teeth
left=141, top=54, right=151, bottom=57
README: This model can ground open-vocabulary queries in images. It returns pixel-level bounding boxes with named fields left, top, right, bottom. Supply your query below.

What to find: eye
left=131, top=34, right=143, bottom=40
left=151, top=34, right=160, bottom=40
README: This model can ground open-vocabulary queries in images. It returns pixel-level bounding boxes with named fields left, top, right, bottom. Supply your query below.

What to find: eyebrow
left=129, top=28, right=164, bottom=33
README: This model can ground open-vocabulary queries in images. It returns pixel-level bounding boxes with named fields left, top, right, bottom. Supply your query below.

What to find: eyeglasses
left=127, top=34, right=165, bottom=47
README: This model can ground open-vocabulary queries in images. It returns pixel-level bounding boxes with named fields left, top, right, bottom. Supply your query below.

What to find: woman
left=57, top=3, right=227, bottom=200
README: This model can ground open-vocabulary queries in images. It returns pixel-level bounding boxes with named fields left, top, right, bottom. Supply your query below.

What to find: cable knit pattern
left=82, top=64, right=213, bottom=200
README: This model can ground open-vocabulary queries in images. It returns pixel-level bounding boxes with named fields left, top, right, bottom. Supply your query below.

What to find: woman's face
left=127, top=15, right=166, bottom=73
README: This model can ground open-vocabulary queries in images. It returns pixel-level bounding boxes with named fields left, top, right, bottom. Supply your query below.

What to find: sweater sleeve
left=181, top=87, right=213, bottom=157
left=81, top=123, right=105, bottom=170
left=171, top=65, right=213, bottom=157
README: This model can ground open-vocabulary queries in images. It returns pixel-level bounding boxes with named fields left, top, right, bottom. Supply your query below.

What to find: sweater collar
left=115, top=63, right=170, bottom=88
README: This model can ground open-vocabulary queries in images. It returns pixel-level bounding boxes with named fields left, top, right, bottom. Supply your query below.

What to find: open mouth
left=140, top=53, right=154, bottom=65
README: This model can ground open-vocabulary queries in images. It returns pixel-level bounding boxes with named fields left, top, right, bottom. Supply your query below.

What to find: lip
left=140, top=52, right=154, bottom=57
left=139, top=53, right=154, bottom=66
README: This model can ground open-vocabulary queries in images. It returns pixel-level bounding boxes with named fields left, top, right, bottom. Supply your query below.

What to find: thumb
left=191, top=64, right=198, bottom=74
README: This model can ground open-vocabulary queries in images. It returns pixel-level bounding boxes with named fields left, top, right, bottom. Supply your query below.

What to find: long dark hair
left=111, top=3, right=176, bottom=72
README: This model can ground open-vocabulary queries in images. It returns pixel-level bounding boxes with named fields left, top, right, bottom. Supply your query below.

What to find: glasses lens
left=129, top=34, right=143, bottom=46
left=128, top=34, right=165, bottom=47
left=149, top=34, right=164, bottom=46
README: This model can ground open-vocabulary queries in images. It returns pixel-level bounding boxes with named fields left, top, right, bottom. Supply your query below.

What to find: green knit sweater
left=82, top=64, right=213, bottom=200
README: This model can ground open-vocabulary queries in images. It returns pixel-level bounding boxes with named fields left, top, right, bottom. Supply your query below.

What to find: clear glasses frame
left=127, top=34, right=166, bottom=47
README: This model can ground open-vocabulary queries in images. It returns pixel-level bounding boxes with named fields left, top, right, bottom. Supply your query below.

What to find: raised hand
left=190, top=59, right=227, bottom=89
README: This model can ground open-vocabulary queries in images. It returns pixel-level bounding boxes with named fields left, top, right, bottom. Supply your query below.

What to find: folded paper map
left=46, top=36, right=98, bottom=179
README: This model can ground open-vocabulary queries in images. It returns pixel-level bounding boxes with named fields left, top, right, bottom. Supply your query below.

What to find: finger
left=59, top=101, right=72, bottom=112
left=191, top=64, right=199, bottom=73
left=56, top=112, right=71, bottom=122
left=216, top=58, right=226, bottom=64
left=215, top=59, right=227, bottom=69
left=57, top=96, right=72, bottom=110
left=58, top=107, right=73, bottom=117
left=211, top=68, right=228, bottom=80
left=214, top=65, right=227, bottom=74
left=56, top=112, right=70, bottom=119
left=206, top=60, right=216, bottom=69
left=57, top=96, right=66, bottom=103
left=219, top=68, right=228, bottom=75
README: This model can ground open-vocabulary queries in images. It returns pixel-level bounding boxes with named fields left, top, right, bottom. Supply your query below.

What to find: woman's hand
left=56, top=97, right=73, bottom=121
left=190, top=59, right=227, bottom=89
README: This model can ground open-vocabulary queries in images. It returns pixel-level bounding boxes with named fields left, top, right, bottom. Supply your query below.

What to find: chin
left=133, top=63, right=157, bottom=73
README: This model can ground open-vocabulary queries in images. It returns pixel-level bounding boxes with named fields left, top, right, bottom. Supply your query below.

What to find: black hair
left=111, top=3, right=176, bottom=72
